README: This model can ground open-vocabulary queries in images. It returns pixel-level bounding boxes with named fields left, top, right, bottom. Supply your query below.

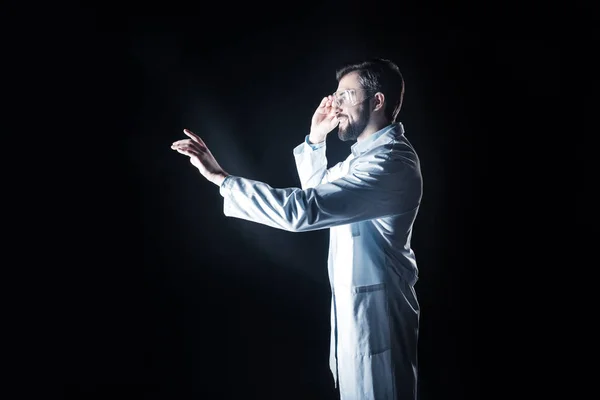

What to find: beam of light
left=176, top=92, right=329, bottom=286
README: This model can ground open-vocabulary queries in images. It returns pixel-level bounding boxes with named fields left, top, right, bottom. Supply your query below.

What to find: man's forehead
left=336, top=72, right=361, bottom=90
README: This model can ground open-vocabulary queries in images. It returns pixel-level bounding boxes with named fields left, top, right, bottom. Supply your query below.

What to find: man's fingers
left=173, top=144, right=204, bottom=156
left=174, top=147, right=194, bottom=156
left=183, top=129, right=208, bottom=148
left=172, top=139, right=192, bottom=146
left=315, top=97, right=335, bottom=117
left=183, top=128, right=200, bottom=142
left=172, top=140, right=206, bottom=152
left=315, top=96, right=329, bottom=112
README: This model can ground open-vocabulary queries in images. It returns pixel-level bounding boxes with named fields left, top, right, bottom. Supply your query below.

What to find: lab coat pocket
left=353, top=283, right=391, bottom=356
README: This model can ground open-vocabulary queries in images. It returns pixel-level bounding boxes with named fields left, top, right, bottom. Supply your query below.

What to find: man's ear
left=373, top=92, right=385, bottom=112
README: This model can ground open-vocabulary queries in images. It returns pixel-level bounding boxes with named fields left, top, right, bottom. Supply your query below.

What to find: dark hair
left=335, top=58, right=405, bottom=122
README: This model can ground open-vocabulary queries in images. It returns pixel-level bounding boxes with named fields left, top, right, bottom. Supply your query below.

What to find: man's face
left=334, top=72, right=372, bottom=142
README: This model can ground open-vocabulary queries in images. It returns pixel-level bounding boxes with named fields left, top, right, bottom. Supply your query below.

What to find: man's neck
left=357, top=120, right=391, bottom=142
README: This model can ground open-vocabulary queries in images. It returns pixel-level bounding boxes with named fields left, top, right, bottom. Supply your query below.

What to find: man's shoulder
left=367, top=134, right=419, bottom=166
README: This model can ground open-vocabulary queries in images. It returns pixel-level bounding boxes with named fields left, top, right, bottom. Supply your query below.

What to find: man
left=171, top=58, right=423, bottom=399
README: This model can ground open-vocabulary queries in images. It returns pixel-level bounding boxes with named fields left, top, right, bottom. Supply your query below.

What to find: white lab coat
left=219, top=122, right=422, bottom=399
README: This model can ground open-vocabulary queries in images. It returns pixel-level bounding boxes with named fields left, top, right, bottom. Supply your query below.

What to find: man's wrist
left=212, top=173, right=229, bottom=187
left=308, top=134, right=325, bottom=145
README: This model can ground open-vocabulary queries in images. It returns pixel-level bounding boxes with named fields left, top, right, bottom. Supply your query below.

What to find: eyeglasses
left=331, top=88, right=373, bottom=108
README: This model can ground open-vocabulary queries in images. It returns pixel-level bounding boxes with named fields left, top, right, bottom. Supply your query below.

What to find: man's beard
left=337, top=104, right=370, bottom=142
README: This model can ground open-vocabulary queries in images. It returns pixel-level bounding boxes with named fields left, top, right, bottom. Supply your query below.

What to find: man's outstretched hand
left=171, top=129, right=229, bottom=186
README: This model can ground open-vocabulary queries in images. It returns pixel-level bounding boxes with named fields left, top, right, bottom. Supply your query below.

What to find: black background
left=11, top=2, right=593, bottom=399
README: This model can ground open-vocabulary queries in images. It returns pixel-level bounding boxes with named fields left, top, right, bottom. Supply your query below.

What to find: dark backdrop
left=14, top=2, right=585, bottom=399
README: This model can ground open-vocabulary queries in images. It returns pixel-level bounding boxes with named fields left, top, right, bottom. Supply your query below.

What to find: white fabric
left=219, top=122, right=422, bottom=399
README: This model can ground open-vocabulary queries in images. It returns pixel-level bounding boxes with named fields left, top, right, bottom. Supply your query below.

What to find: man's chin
left=338, top=130, right=350, bottom=141
left=338, top=128, right=356, bottom=142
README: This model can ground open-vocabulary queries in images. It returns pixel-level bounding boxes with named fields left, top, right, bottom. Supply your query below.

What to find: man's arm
left=219, top=147, right=422, bottom=233
left=291, top=95, right=342, bottom=189
left=292, top=136, right=327, bottom=189
left=170, top=128, right=421, bottom=232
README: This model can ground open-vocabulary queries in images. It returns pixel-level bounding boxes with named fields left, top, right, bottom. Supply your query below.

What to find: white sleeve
left=219, top=148, right=422, bottom=233
left=292, top=136, right=328, bottom=190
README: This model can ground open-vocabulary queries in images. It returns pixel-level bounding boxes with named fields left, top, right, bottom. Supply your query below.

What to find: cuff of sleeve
left=219, top=175, right=235, bottom=197
left=305, top=135, right=325, bottom=150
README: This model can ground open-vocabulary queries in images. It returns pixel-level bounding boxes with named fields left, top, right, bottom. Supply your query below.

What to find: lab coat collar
left=351, top=122, right=404, bottom=157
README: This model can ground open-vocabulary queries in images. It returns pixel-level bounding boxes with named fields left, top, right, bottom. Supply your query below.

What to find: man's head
left=333, top=58, right=405, bottom=141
